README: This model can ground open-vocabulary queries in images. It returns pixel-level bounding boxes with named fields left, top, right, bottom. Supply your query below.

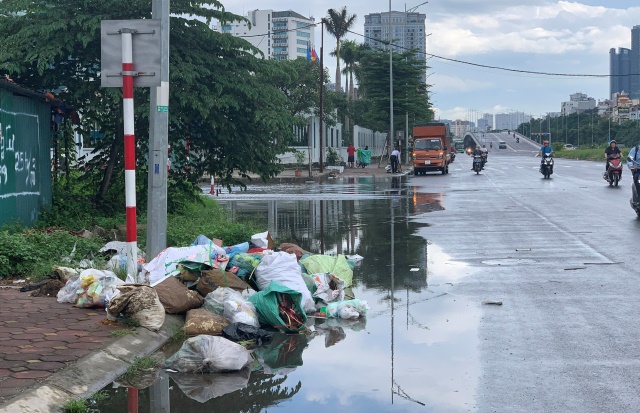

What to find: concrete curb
left=0, top=315, right=183, bottom=413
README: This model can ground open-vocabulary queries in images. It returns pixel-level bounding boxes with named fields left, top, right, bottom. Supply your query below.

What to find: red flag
left=311, top=48, right=318, bottom=63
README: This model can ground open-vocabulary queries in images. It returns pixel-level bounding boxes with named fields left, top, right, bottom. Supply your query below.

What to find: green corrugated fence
left=0, top=83, right=52, bottom=227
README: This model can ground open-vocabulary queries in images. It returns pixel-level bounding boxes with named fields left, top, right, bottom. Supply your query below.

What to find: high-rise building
left=610, top=25, right=640, bottom=100
left=561, top=92, right=596, bottom=115
left=631, top=25, right=640, bottom=100
left=213, top=9, right=315, bottom=61
left=363, top=11, right=427, bottom=80
left=610, top=47, right=631, bottom=99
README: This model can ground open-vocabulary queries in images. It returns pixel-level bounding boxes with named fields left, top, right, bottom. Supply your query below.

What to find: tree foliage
left=519, top=110, right=640, bottom=149
left=351, top=46, right=432, bottom=134
left=0, top=0, right=306, bottom=210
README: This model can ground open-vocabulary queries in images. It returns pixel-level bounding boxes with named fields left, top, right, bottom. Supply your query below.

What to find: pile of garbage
left=52, top=230, right=369, bottom=400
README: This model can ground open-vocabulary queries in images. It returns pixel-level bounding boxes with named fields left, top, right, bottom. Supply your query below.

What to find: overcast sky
left=219, top=1, right=640, bottom=121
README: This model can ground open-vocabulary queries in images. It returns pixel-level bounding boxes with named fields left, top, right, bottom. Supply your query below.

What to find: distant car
left=498, top=141, right=507, bottom=149
left=563, top=144, right=575, bottom=150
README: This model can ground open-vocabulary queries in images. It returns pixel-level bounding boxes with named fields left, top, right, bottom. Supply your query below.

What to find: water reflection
left=95, top=177, right=479, bottom=412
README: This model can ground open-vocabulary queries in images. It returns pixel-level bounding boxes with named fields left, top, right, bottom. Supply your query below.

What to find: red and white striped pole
left=121, top=31, right=139, bottom=282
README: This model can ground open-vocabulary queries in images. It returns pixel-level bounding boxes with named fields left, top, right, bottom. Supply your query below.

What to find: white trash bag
left=165, top=335, right=252, bottom=373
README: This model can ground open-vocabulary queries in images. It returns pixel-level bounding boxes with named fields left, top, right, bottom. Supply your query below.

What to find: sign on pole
left=101, top=20, right=161, bottom=88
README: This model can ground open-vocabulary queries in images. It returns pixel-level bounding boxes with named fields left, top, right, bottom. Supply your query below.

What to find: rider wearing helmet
left=536, top=140, right=553, bottom=170
left=605, top=140, right=621, bottom=173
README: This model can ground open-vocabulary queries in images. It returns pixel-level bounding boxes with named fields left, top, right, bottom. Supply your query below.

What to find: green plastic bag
left=248, top=281, right=308, bottom=333
left=299, top=254, right=353, bottom=287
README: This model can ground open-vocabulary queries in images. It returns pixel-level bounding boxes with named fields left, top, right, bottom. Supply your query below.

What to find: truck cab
left=412, top=123, right=451, bottom=175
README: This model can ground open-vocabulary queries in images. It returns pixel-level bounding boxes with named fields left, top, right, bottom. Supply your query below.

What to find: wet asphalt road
left=413, top=137, right=640, bottom=412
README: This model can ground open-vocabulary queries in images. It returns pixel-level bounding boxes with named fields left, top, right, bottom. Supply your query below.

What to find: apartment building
left=214, top=9, right=315, bottom=61
left=364, top=10, right=427, bottom=81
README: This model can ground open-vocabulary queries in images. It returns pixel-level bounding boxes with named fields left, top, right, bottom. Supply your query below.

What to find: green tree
left=0, top=0, right=300, bottom=208
left=322, top=7, right=357, bottom=94
left=352, top=46, right=431, bottom=134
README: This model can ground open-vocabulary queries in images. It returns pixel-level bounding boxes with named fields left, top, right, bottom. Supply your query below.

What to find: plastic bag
left=311, top=273, right=345, bottom=305
left=228, top=253, right=262, bottom=279
left=326, top=299, right=370, bottom=319
left=255, top=251, right=315, bottom=313
left=153, top=276, right=204, bottom=314
left=248, top=281, right=308, bottom=333
left=203, top=288, right=244, bottom=316
left=183, top=309, right=229, bottom=336
left=223, top=242, right=249, bottom=260
left=165, top=335, right=252, bottom=373
left=107, top=284, right=166, bottom=331
left=300, top=254, right=353, bottom=288
left=223, top=297, right=260, bottom=328
left=142, top=244, right=224, bottom=285
left=222, top=323, right=273, bottom=346
left=196, top=269, right=250, bottom=296
left=76, top=276, right=124, bottom=308
left=56, top=275, right=83, bottom=304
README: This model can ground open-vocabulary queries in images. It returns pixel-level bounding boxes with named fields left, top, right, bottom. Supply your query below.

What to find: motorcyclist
left=481, top=145, right=488, bottom=166
left=536, top=140, right=553, bottom=171
left=627, top=145, right=640, bottom=200
left=490, top=142, right=493, bottom=149
left=604, top=140, right=621, bottom=175
left=471, top=145, right=483, bottom=170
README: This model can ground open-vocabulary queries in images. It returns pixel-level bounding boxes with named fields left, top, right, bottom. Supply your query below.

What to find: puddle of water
left=94, top=177, right=479, bottom=412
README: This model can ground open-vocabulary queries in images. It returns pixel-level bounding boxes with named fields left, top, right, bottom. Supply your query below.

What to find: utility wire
left=345, top=29, right=637, bottom=78
left=223, top=21, right=635, bottom=78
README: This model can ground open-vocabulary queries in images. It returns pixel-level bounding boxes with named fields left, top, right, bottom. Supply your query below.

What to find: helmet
left=543, top=140, right=549, bottom=144
left=610, top=140, right=617, bottom=144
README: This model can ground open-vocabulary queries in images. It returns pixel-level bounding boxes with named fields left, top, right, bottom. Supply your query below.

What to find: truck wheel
left=414, top=169, right=418, bottom=176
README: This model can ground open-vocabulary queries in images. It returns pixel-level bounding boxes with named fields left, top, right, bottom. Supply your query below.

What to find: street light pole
left=389, top=0, right=394, bottom=161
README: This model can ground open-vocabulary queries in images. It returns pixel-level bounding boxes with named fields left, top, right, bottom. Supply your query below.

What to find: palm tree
left=322, top=7, right=356, bottom=93
left=336, top=40, right=359, bottom=143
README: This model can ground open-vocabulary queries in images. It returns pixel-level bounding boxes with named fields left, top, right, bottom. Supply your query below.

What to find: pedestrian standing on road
left=347, top=143, right=356, bottom=168
left=390, top=146, right=400, bottom=173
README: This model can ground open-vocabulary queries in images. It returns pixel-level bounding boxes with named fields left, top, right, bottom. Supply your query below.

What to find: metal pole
left=147, top=0, right=170, bottom=261
left=389, top=0, right=394, bottom=155
left=121, top=31, right=139, bottom=282
left=319, top=22, right=324, bottom=173
left=405, top=3, right=408, bottom=167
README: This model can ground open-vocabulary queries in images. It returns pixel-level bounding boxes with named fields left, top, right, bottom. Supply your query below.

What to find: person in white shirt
left=390, top=146, right=401, bottom=173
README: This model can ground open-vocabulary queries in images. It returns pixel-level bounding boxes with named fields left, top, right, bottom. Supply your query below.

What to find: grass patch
left=110, top=329, right=136, bottom=338
left=554, top=147, right=631, bottom=161
left=167, top=196, right=261, bottom=247
left=62, top=390, right=109, bottom=413
left=168, top=325, right=187, bottom=345
left=62, top=398, right=87, bottom=413
left=122, top=356, right=160, bottom=381
left=2, top=190, right=259, bottom=280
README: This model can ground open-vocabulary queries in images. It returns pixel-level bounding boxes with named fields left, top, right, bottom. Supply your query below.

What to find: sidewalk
left=0, top=286, right=181, bottom=413
left=220, top=162, right=408, bottom=185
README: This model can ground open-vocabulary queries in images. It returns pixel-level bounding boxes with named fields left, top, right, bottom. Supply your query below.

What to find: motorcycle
left=603, top=154, right=623, bottom=187
left=629, top=159, right=640, bottom=217
left=450, top=151, right=456, bottom=163
left=540, top=153, right=554, bottom=179
left=516, top=137, right=520, bottom=143
left=472, top=154, right=483, bottom=174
